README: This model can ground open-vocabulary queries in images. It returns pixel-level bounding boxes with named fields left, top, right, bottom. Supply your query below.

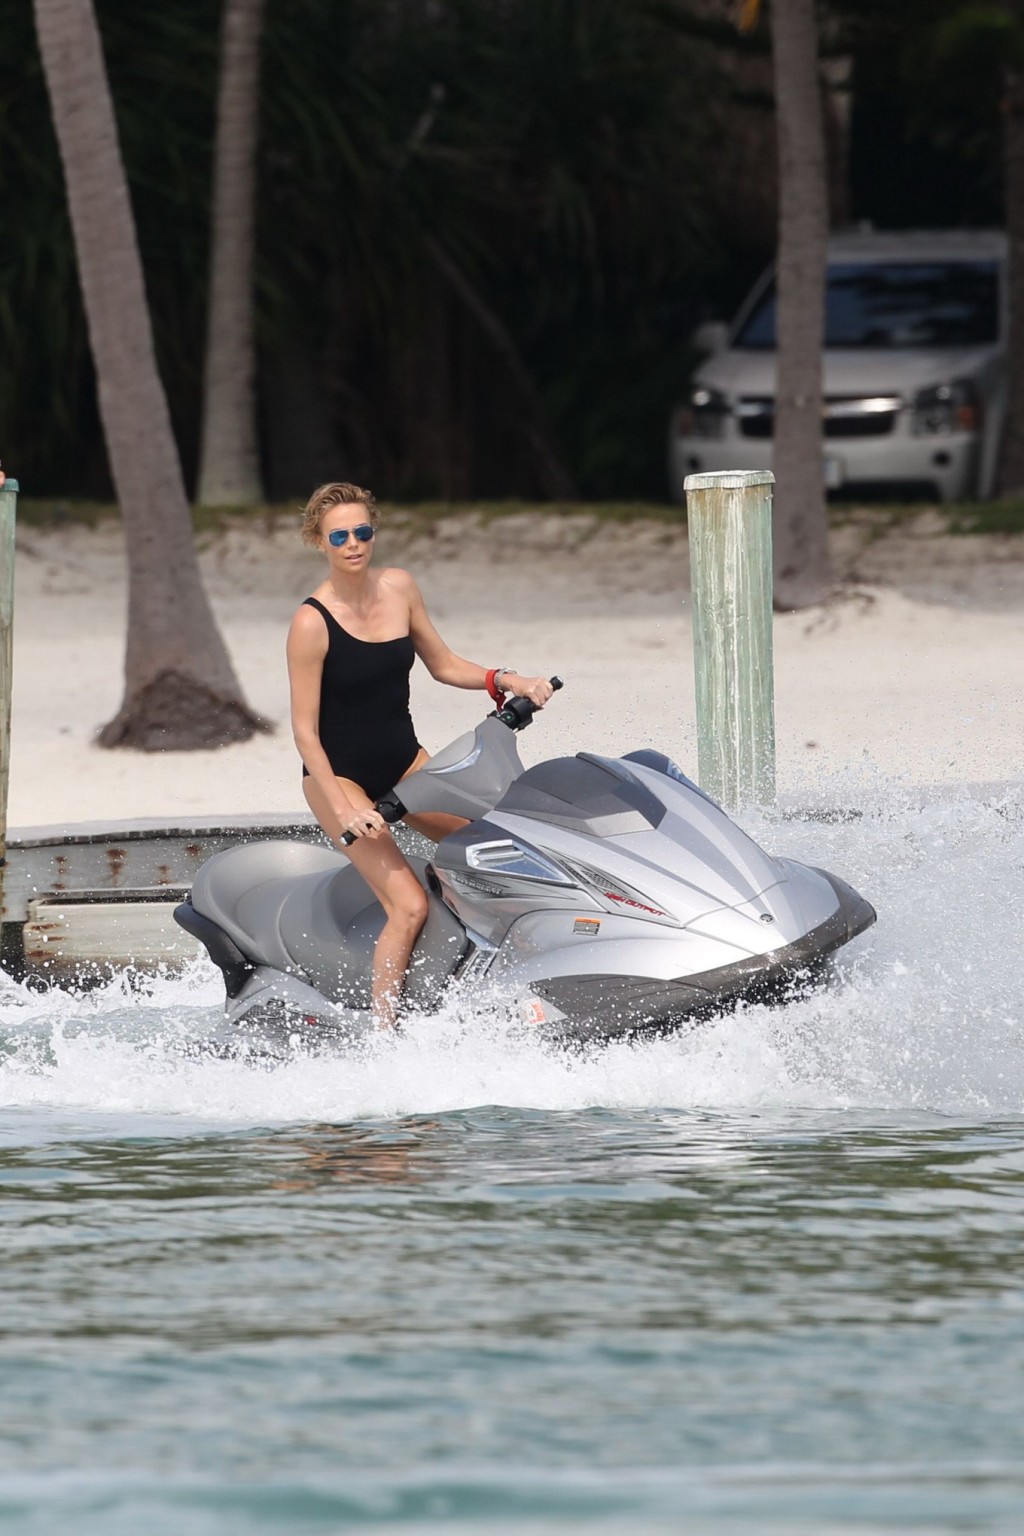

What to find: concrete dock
left=1, top=815, right=329, bottom=981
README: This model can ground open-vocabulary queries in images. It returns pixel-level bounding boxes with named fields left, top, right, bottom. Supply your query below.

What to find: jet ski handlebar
left=339, top=676, right=563, bottom=846
left=494, top=674, right=563, bottom=730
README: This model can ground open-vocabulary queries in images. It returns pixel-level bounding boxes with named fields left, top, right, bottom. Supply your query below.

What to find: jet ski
left=174, top=682, right=875, bottom=1048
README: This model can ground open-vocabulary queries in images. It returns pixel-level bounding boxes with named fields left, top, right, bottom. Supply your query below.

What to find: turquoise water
left=1, top=784, right=1023, bottom=1533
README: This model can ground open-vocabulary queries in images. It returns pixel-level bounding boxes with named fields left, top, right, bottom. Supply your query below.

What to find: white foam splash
left=2, top=776, right=1022, bottom=1130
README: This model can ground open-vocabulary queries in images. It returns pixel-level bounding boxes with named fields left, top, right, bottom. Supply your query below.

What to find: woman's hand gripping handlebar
left=338, top=677, right=563, bottom=847
left=494, top=674, right=563, bottom=730
left=338, top=794, right=405, bottom=848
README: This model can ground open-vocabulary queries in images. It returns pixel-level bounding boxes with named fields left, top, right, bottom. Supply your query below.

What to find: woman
left=287, top=482, right=555, bottom=1031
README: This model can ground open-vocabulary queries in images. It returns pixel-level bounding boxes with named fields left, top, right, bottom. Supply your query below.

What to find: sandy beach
left=8, top=507, right=1024, bottom=831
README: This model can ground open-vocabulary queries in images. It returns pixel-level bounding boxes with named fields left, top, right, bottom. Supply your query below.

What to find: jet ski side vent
left=466, top=840, right=571, bottom=884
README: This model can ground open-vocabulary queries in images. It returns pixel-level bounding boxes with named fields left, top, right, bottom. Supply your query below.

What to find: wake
left=1, top=775, right=1022, bottom=1128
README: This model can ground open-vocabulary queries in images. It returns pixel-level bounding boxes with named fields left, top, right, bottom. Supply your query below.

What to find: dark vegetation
left=1, top=0, right=1010, bottom=505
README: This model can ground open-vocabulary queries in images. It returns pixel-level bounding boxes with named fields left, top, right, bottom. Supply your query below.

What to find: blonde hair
left=301, top=482, right=381, bottom=547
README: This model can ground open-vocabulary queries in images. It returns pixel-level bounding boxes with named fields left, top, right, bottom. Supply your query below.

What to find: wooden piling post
left=0, top=478, right=17, bottom=925
left=684, top=470, right=776, bottom=809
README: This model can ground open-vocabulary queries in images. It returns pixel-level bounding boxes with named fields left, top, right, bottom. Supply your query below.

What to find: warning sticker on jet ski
left=573, top=917, right=601, bottom=935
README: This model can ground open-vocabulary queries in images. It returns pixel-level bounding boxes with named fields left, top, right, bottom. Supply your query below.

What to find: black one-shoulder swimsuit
left=302, top=596, right=422, bottom=800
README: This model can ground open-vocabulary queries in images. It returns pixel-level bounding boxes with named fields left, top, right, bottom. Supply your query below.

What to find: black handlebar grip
left=497, top=675, right=565, bottom=730
left=339, top=790, right=406, bottom=847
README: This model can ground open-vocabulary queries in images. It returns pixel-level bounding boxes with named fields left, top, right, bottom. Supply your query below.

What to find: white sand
left=8, top=509, right=1024, bottom=831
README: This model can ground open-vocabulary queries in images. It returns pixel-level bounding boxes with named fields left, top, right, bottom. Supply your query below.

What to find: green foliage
left=1, top=0, right=222, bottom=496
left=3, top=0, right=1021, bottom=502
left=0, top=4, right=95, bottom=489
left=833, top=0, right=1008, bottom=227
left=829, top=494, right=1024, bottom=537
left=255, top=0, right=725, bottom=498
left=2, top=0, right=735, bottom=501
left=945, top=498, right=1024, bottom=535
left=928, top=4, right=1024, bottom=74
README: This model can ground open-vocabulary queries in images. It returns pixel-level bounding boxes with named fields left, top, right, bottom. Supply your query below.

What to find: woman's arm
left=400, top=570, right=554, bottom=707
left=286, top=607, right=384, bottom=838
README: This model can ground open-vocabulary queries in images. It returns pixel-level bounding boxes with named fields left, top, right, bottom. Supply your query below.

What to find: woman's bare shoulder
left=378, top=564, right=415, bottom=588
left=288, top=598, right=329, bottom=650
left=378, top=566, right=421, bottom=602
left=291, top=595, right=325, bottom=624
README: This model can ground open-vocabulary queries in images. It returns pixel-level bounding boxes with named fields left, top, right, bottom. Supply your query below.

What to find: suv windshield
left=734, top=261, right=1000, bottom=350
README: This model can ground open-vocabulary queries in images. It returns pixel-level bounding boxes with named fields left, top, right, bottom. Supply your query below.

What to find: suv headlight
left=911, top=380, right=982, bottom=437
left=675, top=385, right=730, bottom=440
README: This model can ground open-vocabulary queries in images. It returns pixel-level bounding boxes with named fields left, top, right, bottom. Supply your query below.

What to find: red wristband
left=485, top=668, right=507, bottom=706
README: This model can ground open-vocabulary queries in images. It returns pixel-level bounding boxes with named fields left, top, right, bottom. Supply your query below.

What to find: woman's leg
left=303, top=776, right=429, bottom=1029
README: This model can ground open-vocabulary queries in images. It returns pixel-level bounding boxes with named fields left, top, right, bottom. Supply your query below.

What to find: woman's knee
left=382, top=874, right=429, bottom=932
left=399, top=883, right=430, bottom=931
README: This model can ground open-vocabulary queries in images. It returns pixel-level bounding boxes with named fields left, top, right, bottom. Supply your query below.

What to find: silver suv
left=669, top=229, right=1007, bottom=503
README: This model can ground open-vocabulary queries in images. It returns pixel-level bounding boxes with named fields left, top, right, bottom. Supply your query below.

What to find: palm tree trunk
left=771, top=0, right=831, bottom=609
left=33, top=0, right=266, bottom=749
left=197, top=0, right=266, bottom=507
left=996, top=58, right=1024, bottom=495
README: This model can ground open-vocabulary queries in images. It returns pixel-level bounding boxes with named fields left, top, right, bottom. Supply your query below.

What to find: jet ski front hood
left=490, top=752, right=841, bottom=943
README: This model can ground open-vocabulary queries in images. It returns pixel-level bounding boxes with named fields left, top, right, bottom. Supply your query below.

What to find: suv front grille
left=737, top=395, right=903, bottom=440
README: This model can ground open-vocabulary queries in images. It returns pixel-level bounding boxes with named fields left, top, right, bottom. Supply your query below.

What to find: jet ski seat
left=189, top=839, right=467, bottom=1006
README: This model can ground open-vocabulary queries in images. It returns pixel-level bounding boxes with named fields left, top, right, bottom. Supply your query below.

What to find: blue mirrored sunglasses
left=327, top=524, right=375, bottom=547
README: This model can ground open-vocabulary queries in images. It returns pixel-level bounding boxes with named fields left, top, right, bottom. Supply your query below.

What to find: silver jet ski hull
left=175, top=707, right=876, bottom=1049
